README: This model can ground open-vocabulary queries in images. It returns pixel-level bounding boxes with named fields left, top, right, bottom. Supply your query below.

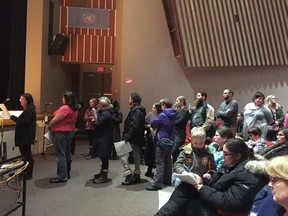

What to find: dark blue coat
left=91, top=109, right=113, bottom=158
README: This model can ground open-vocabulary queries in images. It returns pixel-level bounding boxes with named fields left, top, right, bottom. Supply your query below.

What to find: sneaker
left=86, top=155, right=92, bottom=160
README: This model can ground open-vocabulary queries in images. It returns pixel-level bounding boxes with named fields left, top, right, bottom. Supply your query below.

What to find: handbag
left=160, top=137, right=174, bottom=151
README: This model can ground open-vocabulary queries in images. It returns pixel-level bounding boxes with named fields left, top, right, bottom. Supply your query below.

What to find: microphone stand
left=0, top=117, right=4, bottom=160
left=41, top=104, right=48, bottom=160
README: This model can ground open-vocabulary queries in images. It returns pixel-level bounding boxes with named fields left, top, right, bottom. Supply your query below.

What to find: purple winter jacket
left=151, top=108, right=176, bottom=145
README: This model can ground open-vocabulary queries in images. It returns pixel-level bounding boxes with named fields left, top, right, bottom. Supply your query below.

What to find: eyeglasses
left=270, top=176, right=285, bottom=184
left=223, top=152, right=234, bottom=157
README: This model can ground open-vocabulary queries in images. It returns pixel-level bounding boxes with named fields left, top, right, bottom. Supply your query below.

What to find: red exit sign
left=97, top=66, right=105, bottom=72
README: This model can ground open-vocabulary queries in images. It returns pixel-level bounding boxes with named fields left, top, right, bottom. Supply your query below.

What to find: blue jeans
left=51, top=131, right=74, bottom=180
left=120, top=144, right=141, bottom=176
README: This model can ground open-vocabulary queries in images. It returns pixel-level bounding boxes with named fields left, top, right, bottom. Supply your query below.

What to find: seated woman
left=246, top=127, right=266, bottom=154
left=260, top=128, right=288, bottom=159
left=249, top=155, right=288, bottom=216
left=208, top=127, right=234, bottom=169
left=172, top=127, right=216, bottom=187
left=155, top=138, right=268, bottom=216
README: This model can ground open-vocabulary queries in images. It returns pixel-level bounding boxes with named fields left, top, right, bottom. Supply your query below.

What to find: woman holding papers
left=90, top=97, right=113, bottom=184
left=47, top=91, right=78, bottom=183
left=9, top=93, right=36, bottom=180
left=84, top=97, right=97, bottom=159
left=155, top=138, right=268, bottom=216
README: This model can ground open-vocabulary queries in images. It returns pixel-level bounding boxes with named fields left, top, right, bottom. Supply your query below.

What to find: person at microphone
left=9, top=93, right=36, bottom=180
left=47, top=91, right=78, bottom=183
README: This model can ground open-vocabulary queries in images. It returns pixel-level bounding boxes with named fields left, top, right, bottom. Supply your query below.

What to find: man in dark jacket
left=121, top=92, right=146, bottom=185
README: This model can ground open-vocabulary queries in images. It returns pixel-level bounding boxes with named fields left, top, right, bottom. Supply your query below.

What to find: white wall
left=118, top=0, right=288, bottom=118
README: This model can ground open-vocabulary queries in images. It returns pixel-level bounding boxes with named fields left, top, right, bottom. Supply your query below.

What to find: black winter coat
left=91, top=109, right=113, bottom=158
left=174, top=107, right=190, bottom=145
left=123, top=103, right=146, bottom=146
left=199, top=160, right=267, bottom=215
left=10, top=105, right=36, bottom=146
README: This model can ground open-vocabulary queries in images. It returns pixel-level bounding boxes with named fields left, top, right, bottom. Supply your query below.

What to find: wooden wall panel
left=164, top=0, right=288, bottom=67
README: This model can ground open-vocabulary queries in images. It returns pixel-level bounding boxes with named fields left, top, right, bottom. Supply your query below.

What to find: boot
left=94, top=170, right=103, bottom=179
left=134, top=174, right=141, bottom=183
left=145, top=167, right=153, bottom=177
left=67, top=161, right=71, bottom=179
left=121, top=174, right=136, bottom=185
left=93, top=171, right=109, bottom=184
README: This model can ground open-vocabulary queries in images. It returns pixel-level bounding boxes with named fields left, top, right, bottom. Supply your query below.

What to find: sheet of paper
left=173, top=172, right=198, bottom=185
left=114, top=141, right=132, bottom=156
left=44, top=131, right=52, bottom=143
left=0, top=103, right=9, bottom=119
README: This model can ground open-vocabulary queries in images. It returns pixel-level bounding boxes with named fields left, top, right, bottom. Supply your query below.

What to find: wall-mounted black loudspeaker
left=49, top=34, right=69, bottom=56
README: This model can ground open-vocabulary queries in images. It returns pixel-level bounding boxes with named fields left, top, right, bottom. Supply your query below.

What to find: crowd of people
left=7, top=89, right=288, bottom=215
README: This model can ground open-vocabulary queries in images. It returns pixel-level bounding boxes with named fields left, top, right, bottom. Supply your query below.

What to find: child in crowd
left=172, top=127, right=215, bottom=187
left=246, top=127, right=266, bottom=154
left=208, top=127, right=234, bottom=169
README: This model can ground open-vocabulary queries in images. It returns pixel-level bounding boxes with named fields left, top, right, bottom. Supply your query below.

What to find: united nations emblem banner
left=67, top=7, right=109, bottom=29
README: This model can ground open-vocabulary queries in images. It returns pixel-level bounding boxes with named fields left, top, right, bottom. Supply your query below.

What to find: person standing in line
left=121, top=92, right=146, bottom=185
left=91, top=97, right=114, bottom=184
left=216, top=89, right=239, bottom=135
left=84, top=98, right=97, bottom=159
left=172, top=96, right=190, bottom=164
left=243, top=92, right=274, bottom=141
left=146, top=98, right=176, bottom=191
left=110, top=99, right=123, bottom=160
left=9, top=93, right=36, bottom=180
left=190, top=91, right=215, bottom=143
left=236, top=112, right=244, bottom=137
left=47, top=91, right=78, bottom=183
left=144, top=102, right=162, bottom=177
left=265, top=95, right=285, bottom=141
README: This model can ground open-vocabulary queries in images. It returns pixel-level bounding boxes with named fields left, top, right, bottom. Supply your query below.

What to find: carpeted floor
left=6, top=138, right=173, bottom=216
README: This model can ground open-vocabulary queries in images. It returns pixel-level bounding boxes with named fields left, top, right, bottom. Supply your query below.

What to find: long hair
left=21, top=93, right=35, bottom=109
left=225, top=138, right=254, bottom=161
left=63, top=91, right=78, bottom=111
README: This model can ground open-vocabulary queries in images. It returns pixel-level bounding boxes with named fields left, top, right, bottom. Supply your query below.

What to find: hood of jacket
left=244, top=154, right=268, bottom=176
left=162, top=108, right=176, bottom=120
